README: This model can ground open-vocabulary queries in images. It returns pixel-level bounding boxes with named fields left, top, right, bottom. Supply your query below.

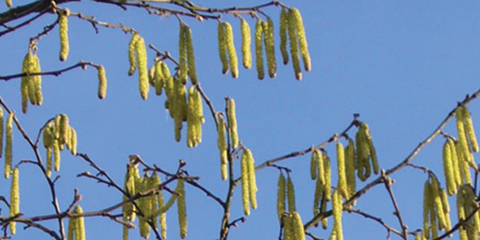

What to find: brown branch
left=348, top=208, right=403, bottom=238
left=0, top=61, right=99, bottom=82
left=381, top=170, right=408, bottom=239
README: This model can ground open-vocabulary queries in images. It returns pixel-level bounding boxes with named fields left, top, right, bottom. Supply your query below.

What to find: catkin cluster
left=241, top=148, right=257, bottom=215
left=457, top=184, right=480, bottom=240
left=253, top=17, right=276, bottom=80
left=178, top=24, right=197, bottom=85
left=218, top=21, right=239, bottom=78
left=20, top=51, right=43, bottom=113
left=282, top=212, right=306, bottom=240
left=277, top=173, right=305, bottom=240
left=42, top=114, right=78, bottom=177
left=67, top=205, right=86, bottom=240
left=422, top=176, right=451, bottom=239
left=282, top=7, right=311, bottom=80
left=355, top=122, right=379, bottom=181
left=215, top=98, right=240, bottom=181
left=127, top=33, right=149, bottom=100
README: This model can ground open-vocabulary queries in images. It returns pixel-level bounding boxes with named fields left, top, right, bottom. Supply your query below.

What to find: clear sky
left=0, top=1, right=479, bottom=240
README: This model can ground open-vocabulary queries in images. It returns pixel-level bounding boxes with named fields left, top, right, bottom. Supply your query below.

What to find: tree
left=0, top=1, right=479, bottom=240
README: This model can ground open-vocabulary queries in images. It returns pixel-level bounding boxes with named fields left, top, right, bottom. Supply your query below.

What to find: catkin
left=290, top=8, right=311, bottom=72
left=240, top=18, right=252, bottom=69
left=53, top=139, right=61, bottom=172
left=0, top=108, right=3, bottom=158
left=287, top=175, right=296, bottom=212
left=279, top=8, right=289, bottom=65
left=128, top=33, right=140, bottom=76
left=462, top=105, right=479, bottom=152
left=32, top=54, right=43, bottom=105
left=442, top=140, right=456, bottom=195
left=9, top=166, right=19, bottom=235
left=224, top=22, right=238, bottom=78
left=277, top=173, right=286, bottom=223
left=20, top=73, right=29, bottom=113
left=336, top=142, right=348, bottom=199
left=345, top=138, right=356, bottom=198
left=97, top=65, right=107, bottom=99
left=5, top=112, right=13, bottom=179
left=332, top=189, right=343, bottom=240
left=226, top=98, right=239, bottom=149
left=73, top=205, right=85, bottom=240
left=154, top=172, right=167, bottom=239
left=456, top=106, right=475, bottom=168
left=68, top=214, right=76, bottom=240
left=154, top=61, right=164, bottom=96
left=69, top=127, right=77, bottom=155
left=439, top=188, right=451, bottom=231
left=136, top=36, right=149, bottom=100
left=448, top=139, right=461, bottom=187
left=291, top=212, right=306, bottom=240
left=176, top=179, right=187, bottom=239
left=58, top=9, right=69, bottom=62
left=455, top=140, right=472, bottom=185
left=423, top=180, right=433, bottom=239
left=310, top=148, right=318, bottom=180
left=255, top=19, right=265, bottom=80
left=187, top=86, right=197, bottom=148
left=287, top=9, right=301, bottom=80
left=178, top=24, right=188, bottom=85
left=323, top=152, right=332, bottom=200
left=263, top=18, right=276, bottom=78
left=218, top=22, right=228, bottom=74
left=216, top=114, right=228, bottom=180
left=241, top=148, right=250, bottom=215
left=184, top=25, right=197, bottom=85
left=431, top=177, right=447, bottom=230
left=245, top=149, right=257, bottom=209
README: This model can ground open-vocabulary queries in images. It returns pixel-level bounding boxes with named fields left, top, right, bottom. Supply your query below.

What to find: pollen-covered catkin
left=455, top=140, right=472, bottom=185
left=431, top=177, right=447, bottom=230
left=310, top=148, right=318, bottom=180
left=20, top=73, right=29, bottom=113
left=277, top=173, right=286, bottom=223
left=279, top=8, right=289, bottom=65
left=23, top=53, right=42, bottom=106
left=5, top=112, right=13, bottom=179
left=128, top=33, right=140, bottom=76
left=97, top=65, right=107, bottom=99
left=290, top=8, right=311, bottom=72
left=9, top=166, right=19, bottom=235
left=240, top=18, right=252, bottom=69
left=423, top=180, right=433, bottom=239
left=244, top=149, right=257, bottom=209
left=224, top=22, right=238, bottom=78
left=263, top=18, right=276, bottom=78
left=456, top=106, right=475, bottom=168
left=218, top=22, right=228, bottom=74
left=216, top=114, right=228, bottom=180
left=462, top=105, right=479, bottom=152
left=336, top=141, right=348, bottom=199
left=184, top=25, right=197, bottom=85
left=53, top=139, right=61, bottom=172
left=226, top=98, right=239, bottom=149
left=287, top=9, right=301, bottom=80
left=287, top=175, right=296, bottom=212
left=291, top=212, right=306, bottom=240
left=345, top=138, right=356, bottom=198
left=73, top=205, right=86, bottom=240
left=241, top=148, right=250, bottom=215
left=178, top=24, right=187, bottom=85
left=176, top=179, right=187, bottom=239
left=69, top=127, right=77, bottom=155
left=58, top=9, right=69, bottom=62
left=323, top=152, right=332, bottom=200
left=255, top=19, right=265, bottom=80
left=68, top=214, right=76, bottom=240
left=154, top=61, right=164, bottom=96
left=442, top=140, right=457, bottom=195
left=135, top=36, right=149, bottom=100
left=332, top=189, right=343, bottom=240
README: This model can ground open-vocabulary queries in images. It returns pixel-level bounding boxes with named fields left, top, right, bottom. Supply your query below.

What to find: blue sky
left=0, top=1, right=479, bottom=239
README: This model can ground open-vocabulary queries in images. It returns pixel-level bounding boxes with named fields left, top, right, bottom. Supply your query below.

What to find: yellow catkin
left=184, top=25, right=197, bottom=85
left=287, top=175, right=296, bottom=212
left=431, top=177, right=447, bottom=230
left=153, top=173, right=167, bottom=239
left=332, top=189, right=343, bottom=240
left=58, top=9, right=69, bottom=62
left=59, top=113, right=69, bottom=144
left=123, top=163, right=139, bottom=222
left=245, top=149, right=257, bottom=209
left=223, top=22, right=238, bottom=79
left=279, top=8, right=289, bottom=65
left=291, top=212, right=306, bottom=240
left=462, top=105, right=479, bottom=152
left=456, top=106, right=475, bottom=168
left=439, top=188, right=451, bottom=231
left=137, top=177, right=149, bottom=239
left=226, top=98, right=239, bottom=149
left=241, top=148, right=250, bottom=215
left=67, top=215, right=76, bottom=240
left=147, top=174, right=158, bottom=227
left=178, top=24, right=187, bottom=85
left=240, top=18, right=252, bottom=69
left=69, top=127, right=77, bottom=155
left=46, top=147, right=52, bottom=177
left=283, top=213, right=293, bottom=240
left=345, top=138, right=356, bottom=198
left=97, top=65, right=107, bottom=99
left=355, top=128, right=368, bottom=181
left=313, top=175, right=323, bottom=217
left=255, top=20, right=265, bottom=80
left=187, top=86, right=197, bottom=148
left=20, top=72, right=29, bottom=113
left=136, top=36, right=149, bottom=100
left=216, top=114, right=228, bottom=180
left=290, top=8, right=311, bottom=72
left=9, top=166, right=19, bottom=235
left=128, top=33, right=140, bottom=76
left=323, top=152, right=332, bottom=200
left=154, top=61, right=164, bottom=96
left=263, top=18, right=276, bottom=78
left=0, top=108, right=3, bottom=158
left=73, top=205, right=85, bottom=240
left=53, top=139, right=61, bottom=172
left=287, top=9, right=301, bottom=80
left=423, top=180, right=432, bottom=239
left=22, top=52, right=42, bottom=107
left=176, top=179, right=187, bottom=239
left=217, top=22, right=229, bottom=74
left=277, top=173, right=286, bottom=223
left=310, top=148, right=318, bottom=180
left=336, top=142, right=348, bottom=199
left=442, top=140, right=456, bottom=195
left=32, top=54, right=43, bottom=106
left=320, top=198, right=328, bottom=229
left=457, top=185, right=468, bottom=239
left=5, top=112, right=13, bottom=179
left=362, top=123, right=379, bottom=175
